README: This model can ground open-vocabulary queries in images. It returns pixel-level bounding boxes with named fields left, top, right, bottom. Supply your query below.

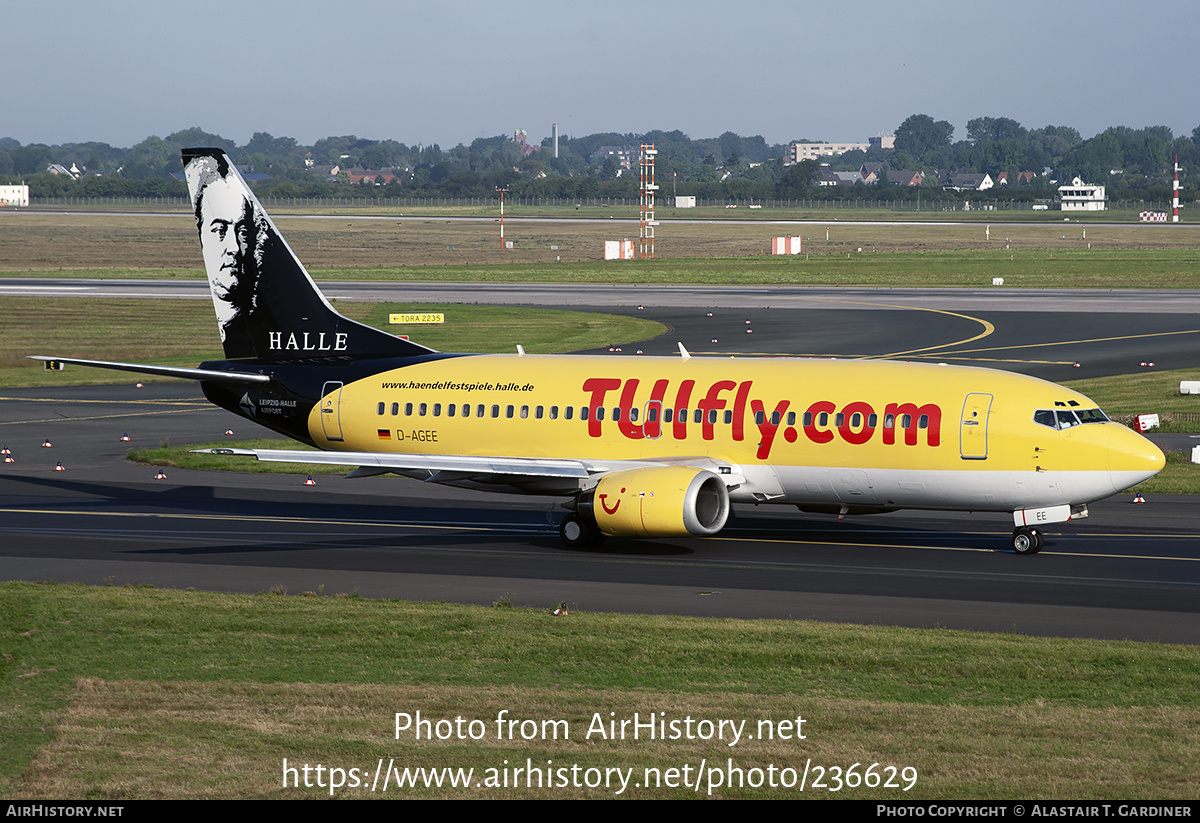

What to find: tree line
left=2, top=116, right=1197, bottom=204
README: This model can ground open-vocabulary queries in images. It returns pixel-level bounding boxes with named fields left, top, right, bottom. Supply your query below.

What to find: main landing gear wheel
left=560, top=513, right=605, bottom=548
left=1011, top=527, right=1044, bottom=555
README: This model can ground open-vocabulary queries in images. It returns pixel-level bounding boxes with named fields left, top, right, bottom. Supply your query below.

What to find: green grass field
left=4, top=582, right=1198, bottom=799
left=8, top=248, right=1200, bottom=288
left=0, top=298, right=663, bottom=387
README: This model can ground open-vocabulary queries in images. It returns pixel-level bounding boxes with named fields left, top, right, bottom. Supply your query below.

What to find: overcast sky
left=5, top=0, right=1198, bottom=149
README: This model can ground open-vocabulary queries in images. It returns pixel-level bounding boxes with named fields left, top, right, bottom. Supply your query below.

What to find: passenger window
left=491, top=404, right=500, bottom=418
left=377, top=402, right=385, bottom=415
left=850, top=413, right=861, bottom=427
left=664, top=409, right=673, bottom=423
left=724, top=410, right=732, bottom=424
left=771, top=411, right=780, bottom=426
left=918, top=415, right=928, bottom=429
left=579, top=407, right=588, bottom=421
left=647, top=407, right=657, bottom=422
left=803, top=412, right=813, bottom=426
left=629, top=407, right=639, bottom=422
left=694, top=409, right=703, bottom=424
left=867, top=414, right=877, bottom=427
left=549, top=406, right=558, bottom=419
left=901, top=414, right=912, bottom=429
left=787, top=411, right=796, bottom=426
left=835, top=413, right=845, bottom=427
left=536, top=406, right=544, bottom=419
left=566, top=406, right=575, bottom=420
left=390, top=402, right=399, bottom=416
left=612, top=407, right=621, bottom=421
left=818, top=412, right=828, bottom=426
left=476, top=404, right=485, bottom=418
left=448, top=404, right=456, bottom=417
left=708, top=409, right=718, bottom=424
left=506, top=405, right=515, bottom=419
left=884, top=414, right=894, bottom=428
left=419, top=403, right=427, bottom=416
left=596, top=407, right=605, bottom=421
left=462, top=404, right=470, bottom=418
left=433, top=403, right=441, bottom=417
left=755, top=411, right=765, bottom=425
left=520, top=405, right=528, bottom=419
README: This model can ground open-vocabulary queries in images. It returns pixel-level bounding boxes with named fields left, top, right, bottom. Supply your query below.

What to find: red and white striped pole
left=1172, top=155, right=1180, bottom=223
left=496, top=186, right=508, bottom=248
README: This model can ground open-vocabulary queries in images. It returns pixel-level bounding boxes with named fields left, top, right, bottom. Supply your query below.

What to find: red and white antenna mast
left=638, top=143, right=657, bottom=259
left=1172, top=155, right=1181, bottom=223
left=496, top=186, right=509, bottom=249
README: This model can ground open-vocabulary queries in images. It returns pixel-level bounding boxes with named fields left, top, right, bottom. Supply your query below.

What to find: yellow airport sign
left=389, top=313, right=445, bottom=325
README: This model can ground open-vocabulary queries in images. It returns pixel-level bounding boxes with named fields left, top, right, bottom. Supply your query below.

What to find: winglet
left=678, top=342, right=691, bottom=360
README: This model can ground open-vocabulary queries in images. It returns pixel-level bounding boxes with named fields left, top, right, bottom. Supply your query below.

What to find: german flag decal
left=377, top=429, right=391, bottom=440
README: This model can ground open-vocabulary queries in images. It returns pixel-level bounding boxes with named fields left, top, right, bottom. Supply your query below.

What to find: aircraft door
left=959, top=393, right=993, bottom=460
left=320, top=381, right=345, bottom=442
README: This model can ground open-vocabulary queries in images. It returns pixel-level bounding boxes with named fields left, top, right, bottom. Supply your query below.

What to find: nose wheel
left=1011, top=527, right=1044, bottom=555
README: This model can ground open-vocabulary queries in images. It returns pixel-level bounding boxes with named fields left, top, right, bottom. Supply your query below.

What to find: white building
left=787, top=142, right=870, bottom=164
left=1058, top=177, right=1106, bottom=211
left=0, top=185, right=29, bottom=207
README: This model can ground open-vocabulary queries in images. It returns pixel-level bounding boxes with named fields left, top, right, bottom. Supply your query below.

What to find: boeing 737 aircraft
left=33, top=148, right=1165, bottom=554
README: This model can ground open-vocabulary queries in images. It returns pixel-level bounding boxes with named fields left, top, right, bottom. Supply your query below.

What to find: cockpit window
left=1034, top=407, right=1109, bottom=430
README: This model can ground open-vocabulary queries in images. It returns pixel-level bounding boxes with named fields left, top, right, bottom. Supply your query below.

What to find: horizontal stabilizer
left=28, top=356, right=271, bottom=385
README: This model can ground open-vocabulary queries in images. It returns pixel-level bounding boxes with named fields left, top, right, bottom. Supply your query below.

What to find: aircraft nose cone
left=1108, top=426, right=1165, bottom=493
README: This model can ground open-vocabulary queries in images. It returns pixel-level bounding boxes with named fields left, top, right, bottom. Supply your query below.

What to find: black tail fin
left=182, top=147, right=434, bottom=361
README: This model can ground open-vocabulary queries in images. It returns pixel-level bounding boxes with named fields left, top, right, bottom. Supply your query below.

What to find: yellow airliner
left=34, top=149, right=1164, bottom=555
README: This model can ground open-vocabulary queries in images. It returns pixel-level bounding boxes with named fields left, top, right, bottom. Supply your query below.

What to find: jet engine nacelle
left=580, top=466, right=730, bottom=538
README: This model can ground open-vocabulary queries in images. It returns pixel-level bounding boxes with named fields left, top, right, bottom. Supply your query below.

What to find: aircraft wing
left=189, top=448, right=745, bottom=488
left=191, top=447, right=598, bottom=478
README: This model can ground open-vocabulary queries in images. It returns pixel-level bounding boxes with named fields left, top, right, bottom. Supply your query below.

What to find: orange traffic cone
left=42, top=439, right=52, bottom=448
left=54, top=462, right=64, bottom=472
left=121, top=433, right=130, bottom=441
